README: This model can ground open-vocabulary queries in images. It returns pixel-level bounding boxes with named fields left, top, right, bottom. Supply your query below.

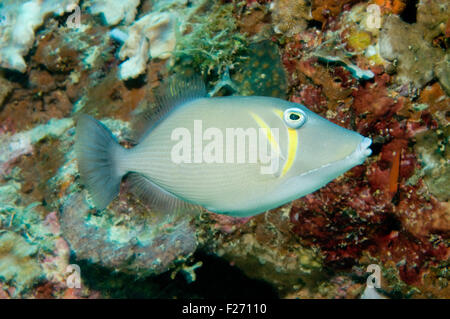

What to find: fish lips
left=354, top=137, right=373, bottom=163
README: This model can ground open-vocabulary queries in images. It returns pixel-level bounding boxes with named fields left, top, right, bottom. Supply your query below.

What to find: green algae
left=172, top=2, right=248, bottom=77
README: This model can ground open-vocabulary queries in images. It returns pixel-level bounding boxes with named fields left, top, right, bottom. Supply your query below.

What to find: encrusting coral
left=109, top=0, right=211, bottom=80
left=87, top=0, right=140, bottom=26
left=113, top=12, right=177, bottom=80
left=379, top=15, right=449, bottom=94
left=0, top=231, right=43, bottom=295
left=270, top=0, right=312, bottom=36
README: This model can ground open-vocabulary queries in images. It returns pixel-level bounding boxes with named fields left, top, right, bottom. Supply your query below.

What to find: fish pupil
left=289, top=113, right=300, bottom=121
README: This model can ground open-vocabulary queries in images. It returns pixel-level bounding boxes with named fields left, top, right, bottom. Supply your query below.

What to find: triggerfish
left=75, top=77, right=372, bottom=217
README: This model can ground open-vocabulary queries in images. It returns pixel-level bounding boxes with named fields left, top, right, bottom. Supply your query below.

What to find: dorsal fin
left=126, top=172, right=202, bottom=217
left=130, top=75, right=207, bottom=143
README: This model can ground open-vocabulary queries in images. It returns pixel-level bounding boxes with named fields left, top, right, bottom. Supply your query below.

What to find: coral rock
left=0, top=231, right=43, bottom=295
left=414, top=127, right=450, bottom=201
left=87, top=0, right=140, bottom=26
left=379, top=15, right=448, bottom=92
left=0, top=0, right=80, bottom=72
left=60, top=192, right=198, bottom=278
left=311, top=0, right=359, bottom=24
left=0, top=75, right=14, bottom=107
left=115, top=12, right=177, bottom=80
left=417, top=0, right=450, bottom=41
left=270, top=0, right=311, bottom=36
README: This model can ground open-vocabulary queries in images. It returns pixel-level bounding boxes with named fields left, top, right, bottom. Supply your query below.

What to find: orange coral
left=374, top=0, right=406, bottom=14
left=296, top=60, right=353, bottom=110
left=311, top=0, right=359, bottom=24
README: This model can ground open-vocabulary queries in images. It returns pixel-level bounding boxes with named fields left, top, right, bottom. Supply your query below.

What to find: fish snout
left=354, top=137, right=372, bottom=163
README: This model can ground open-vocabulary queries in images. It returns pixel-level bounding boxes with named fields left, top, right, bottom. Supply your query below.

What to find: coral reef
left=379, top=15, right=448, bottom=94
left=275, top=0, right=449, bottom=298
left=0, top=0, right=448, bottom=299
left=0, top=118, right=79, bottom=298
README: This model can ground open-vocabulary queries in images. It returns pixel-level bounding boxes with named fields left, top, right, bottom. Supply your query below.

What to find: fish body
left=75, top=79, right=372, bottom=217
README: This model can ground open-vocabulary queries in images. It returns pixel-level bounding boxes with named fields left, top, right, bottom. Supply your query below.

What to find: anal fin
left=126, top=173, right=201, bottom=216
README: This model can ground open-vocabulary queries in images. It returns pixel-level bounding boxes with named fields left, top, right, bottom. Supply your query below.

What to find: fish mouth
left=290, top=136, right=373, bottom=179
left=322, top=136, right=372, bottom=169
left=353, top=137, right=372, bottom=162
left=358, top=137, right=373, bottom=157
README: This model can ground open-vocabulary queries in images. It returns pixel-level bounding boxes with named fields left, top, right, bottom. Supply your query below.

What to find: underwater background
left=0, top=0, right=448, bottom=299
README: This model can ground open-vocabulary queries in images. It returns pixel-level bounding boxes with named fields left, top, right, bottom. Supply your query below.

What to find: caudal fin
left=75, top=114, right=125, bottom=209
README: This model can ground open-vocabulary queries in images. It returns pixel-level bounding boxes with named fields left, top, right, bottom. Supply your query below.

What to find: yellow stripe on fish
left=274, top=109, right=298, bottom=178
left=249, top=111, right=283, bottom=161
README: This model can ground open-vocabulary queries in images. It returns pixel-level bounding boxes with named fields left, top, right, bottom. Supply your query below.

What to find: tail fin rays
left=75, top=114, right=125, bottom=209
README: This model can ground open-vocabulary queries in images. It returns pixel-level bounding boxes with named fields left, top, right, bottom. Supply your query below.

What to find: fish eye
left=283, top=108, right=306, bottom=129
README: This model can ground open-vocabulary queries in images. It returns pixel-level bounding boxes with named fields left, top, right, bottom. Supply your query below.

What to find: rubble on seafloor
left=0, top=0, right=448, bottom=298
